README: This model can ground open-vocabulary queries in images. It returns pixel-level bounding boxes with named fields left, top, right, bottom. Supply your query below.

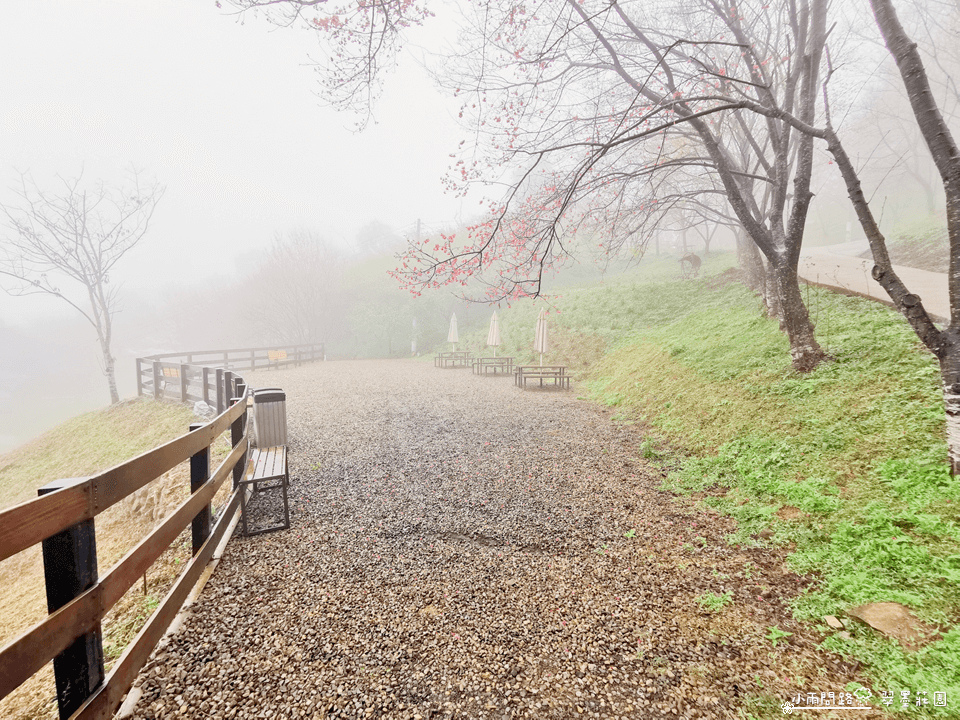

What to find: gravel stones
left=127, top=360, right=879, bottom=719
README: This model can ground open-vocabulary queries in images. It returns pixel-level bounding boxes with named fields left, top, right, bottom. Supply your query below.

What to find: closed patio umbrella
left=486, top=311, right=501, bottom=356
left=534, top=308, right=549, bottom=366
left=447, top=313, right=459, bottom=351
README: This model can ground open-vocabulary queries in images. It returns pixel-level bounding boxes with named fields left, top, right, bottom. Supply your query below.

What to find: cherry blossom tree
left=398, top=0, right=830, bottom=370
left=228, top=0, right=832, bottom=370
left=223, top=0, right=433, bottom=128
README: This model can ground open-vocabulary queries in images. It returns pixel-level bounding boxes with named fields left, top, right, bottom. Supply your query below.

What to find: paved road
left=798, top=240, right=950, bottom=324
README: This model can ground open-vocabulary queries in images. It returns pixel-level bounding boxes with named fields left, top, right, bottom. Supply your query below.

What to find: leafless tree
left=246, top=228, right=344, bottom=345
left=0, top=169, right=164, bottom=404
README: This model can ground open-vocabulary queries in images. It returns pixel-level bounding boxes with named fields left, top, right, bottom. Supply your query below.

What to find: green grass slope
left=0, top=397, right=195, bottom=509
left=456, top=251, right=958, bottom=714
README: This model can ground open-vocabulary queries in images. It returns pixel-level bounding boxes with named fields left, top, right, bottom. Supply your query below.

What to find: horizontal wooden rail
left=72, top=488, right=244, bottom=719
left=136, top=344, right=320, bottom=405
left=0, top=432, right=246, bottom=701
left=145, top=343, right=323, bottom=361
left=0, top=399, right=245, bottom=565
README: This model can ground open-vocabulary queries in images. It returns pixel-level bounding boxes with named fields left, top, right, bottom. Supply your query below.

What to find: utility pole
left=412, top=218, right=421, bottom=356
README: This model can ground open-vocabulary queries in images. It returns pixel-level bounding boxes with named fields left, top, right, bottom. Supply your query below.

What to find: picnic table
left=473, top=356, right=514, bottom=375
left=435, top=351, right=473, bottom=369
left=515, top=365, right=570, bottom=390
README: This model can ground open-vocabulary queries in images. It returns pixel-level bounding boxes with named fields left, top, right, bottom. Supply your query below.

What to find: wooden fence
left=0, top=373, right=252, bottom=719
left=136, top=343, right=322, bottom=405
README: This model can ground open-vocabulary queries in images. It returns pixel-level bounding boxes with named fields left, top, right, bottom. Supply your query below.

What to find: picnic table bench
left=435, top=351, right=473, bottom=369
left=240, top=445, right=291, bottom=536
left=515, top=365, right=571, bottom=390
left=473, top=356, right=514, bottom=375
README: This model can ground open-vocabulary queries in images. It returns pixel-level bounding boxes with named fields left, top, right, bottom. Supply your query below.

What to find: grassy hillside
left=0, top=397, right=196, bottom=508
left=457, top=251, right=958, bottom=715
left=0, top=398, right=230, bottom=720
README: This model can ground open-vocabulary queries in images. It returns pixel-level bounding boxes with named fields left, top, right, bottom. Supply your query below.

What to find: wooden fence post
left=38, top=477, right=104, bottom=719
left=224, top=371, right=234, bottom=408
left=202, top=367, right=211, bottom=406
left=250, top=349, right=256, bottom=371
left=152, top=361, right=161, bottom=401
left=188, top=424, right=212, bottom=556
left=180, top=364, right=189, bottom=404
left=230, top=397, right=247, bottom=491
left=216, top=369, right=224, bottom=414
left=136, top=358, right=143, bottom=397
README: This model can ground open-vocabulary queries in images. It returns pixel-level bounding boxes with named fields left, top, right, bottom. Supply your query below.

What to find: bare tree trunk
left=939, top=336, right=960, bottom=474
left=101, top=338, right=120, bottom=405
left=772, top=260, right=826, bottom=372
left=764, top=260, right=782, bottom=320
left=821, top=0, right=960, bottom=470
left=736, top=228, right=766, bottom=293
left=870, top=0, right=960, bottom=471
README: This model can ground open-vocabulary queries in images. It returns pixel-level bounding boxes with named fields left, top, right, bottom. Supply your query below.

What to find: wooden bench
left=267, top=349, right=288, bottom=369
left=435, top=351, right=473, bottom=369
left=473, top=356, right=514, bottom=375
left=515, top=365, right=570, bottom=390
left=161, top=366, right=180, bottom=378
left=240, top=446, right=291, bottom=536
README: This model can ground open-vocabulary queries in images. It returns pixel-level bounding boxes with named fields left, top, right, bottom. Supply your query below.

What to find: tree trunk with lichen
left=938, top=331, right=960, bottom=474
left=772, top=259, right=827, bottom=372
left=737, top=228, right=766, bottom=294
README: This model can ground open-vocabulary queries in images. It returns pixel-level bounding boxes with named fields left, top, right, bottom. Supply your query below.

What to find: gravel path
left=129, top=360, right=877, bottom=720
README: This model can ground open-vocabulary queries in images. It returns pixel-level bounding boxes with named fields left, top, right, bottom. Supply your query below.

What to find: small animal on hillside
left=679, top=252, right=702, bottom=278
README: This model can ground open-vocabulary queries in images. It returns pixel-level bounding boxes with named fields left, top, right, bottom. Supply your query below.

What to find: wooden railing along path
left=136, top=343, right=323, bottom=409
left=0, top=373, right=253, bottom=719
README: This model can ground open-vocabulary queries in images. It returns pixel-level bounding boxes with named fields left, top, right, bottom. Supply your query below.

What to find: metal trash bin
left=253, top=387, right=287, bottom=447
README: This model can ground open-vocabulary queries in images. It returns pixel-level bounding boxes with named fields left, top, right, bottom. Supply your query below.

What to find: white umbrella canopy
left=447, top=313, right=459, bottom=350
left=534, top=308, right=549, bottom=366
left=486, top=312, right=502, bottom=356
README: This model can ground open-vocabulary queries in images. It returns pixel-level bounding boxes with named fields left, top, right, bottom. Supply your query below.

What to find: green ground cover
left=456, top=251, right=959, bottom=715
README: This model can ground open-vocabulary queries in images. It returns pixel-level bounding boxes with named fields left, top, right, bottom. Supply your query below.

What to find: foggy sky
left=0, top=0, right=477, bottom=323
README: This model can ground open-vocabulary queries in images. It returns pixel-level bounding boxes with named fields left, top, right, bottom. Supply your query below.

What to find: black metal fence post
left=188, top=424, right=212, bottom=556
left=38, top=478, right=104, bottom=719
